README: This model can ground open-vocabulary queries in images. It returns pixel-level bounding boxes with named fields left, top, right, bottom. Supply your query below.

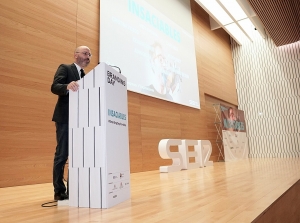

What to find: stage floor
left=1, top=158, right=300, bottom=223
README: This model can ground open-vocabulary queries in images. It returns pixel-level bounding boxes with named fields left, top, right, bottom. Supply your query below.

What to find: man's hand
left=67, top=81, right=79, bottom=92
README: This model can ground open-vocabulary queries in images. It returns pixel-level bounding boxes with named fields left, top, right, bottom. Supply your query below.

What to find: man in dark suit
left=51, top=46, right=91, bottom=200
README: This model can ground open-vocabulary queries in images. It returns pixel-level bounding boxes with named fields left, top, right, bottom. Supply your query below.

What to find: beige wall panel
left=179, top=108, right=207, bottom=139
left=201, top=69, right=224, bottom=98
left=0, top=0, right=78, bottom=187
left=0, top=0, right=77, bottom=41
left=191, top=1, right=237, bottom=105
left=128, top=92, right=143, bottom=172
left=76, top=0, right=100, bottom=71
left=139, top=96, right=181, bottom=171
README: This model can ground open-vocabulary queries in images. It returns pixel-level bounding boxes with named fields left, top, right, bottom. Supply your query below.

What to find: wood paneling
left=76, top=0, right=100, bottom=70
left=191, top=1, right=237, bottom=105
left=0, top=0, right=237, bottom=187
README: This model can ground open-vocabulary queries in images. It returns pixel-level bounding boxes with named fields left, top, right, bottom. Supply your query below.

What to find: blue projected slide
left=100, top=0, right=200, bottom=109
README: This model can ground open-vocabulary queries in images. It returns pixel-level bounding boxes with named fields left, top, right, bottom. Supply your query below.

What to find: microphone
left=109, top=65, right=121, bottom=74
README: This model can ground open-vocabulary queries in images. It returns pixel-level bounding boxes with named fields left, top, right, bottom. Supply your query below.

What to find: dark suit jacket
left=51, top=63, right=85, bottom=123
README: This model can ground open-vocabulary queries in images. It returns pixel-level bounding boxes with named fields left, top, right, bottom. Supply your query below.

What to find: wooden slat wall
left=247, top=0, right=300, bottom=47
left=0, top=0, right=237, bottom=187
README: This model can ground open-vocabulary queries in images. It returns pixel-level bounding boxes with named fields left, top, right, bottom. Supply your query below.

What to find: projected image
left=100, top=0, right=200, bottom=109
left=142, top=41, right=181, bottom=101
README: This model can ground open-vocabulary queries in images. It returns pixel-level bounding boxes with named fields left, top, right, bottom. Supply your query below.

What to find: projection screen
left=100, top=0, right=200, bottom=109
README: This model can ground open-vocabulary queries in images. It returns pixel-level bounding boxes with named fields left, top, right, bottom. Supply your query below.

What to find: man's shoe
left=54, top=192, right=69, bottom=201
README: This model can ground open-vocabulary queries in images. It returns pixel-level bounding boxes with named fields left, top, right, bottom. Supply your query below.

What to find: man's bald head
left=74, top=46, right=91, bottom=68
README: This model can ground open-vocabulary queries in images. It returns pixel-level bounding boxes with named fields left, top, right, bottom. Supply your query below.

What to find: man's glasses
left=76, top=51, right=92, bottom=57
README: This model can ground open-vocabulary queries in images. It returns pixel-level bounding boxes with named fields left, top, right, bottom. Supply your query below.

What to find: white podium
left=68, top=63, right=130, bottom=208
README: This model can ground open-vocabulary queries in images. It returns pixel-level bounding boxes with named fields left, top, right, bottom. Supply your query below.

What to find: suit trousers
left=53, top=122, right=68, bottom=194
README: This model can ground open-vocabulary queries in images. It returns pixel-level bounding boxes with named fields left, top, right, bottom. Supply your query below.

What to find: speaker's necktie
left=80, top=69, right=85, bottom=78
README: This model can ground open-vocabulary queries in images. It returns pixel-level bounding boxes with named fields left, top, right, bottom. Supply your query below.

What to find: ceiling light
left=195, top=0, right=260, bottom=45
left=224, top=23, right=245, bottom=44
left=219, top=0, right=247, bottom=21
left=197, top=0, right=233, bottom=25
left=238, top=18, right=255, bottom=41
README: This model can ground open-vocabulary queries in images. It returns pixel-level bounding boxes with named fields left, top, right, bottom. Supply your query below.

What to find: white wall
left=232, top=32, right=300, bottom=158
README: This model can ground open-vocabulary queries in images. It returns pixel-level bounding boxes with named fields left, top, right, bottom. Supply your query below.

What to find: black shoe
left=54, top=192, right=69, bottom=201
